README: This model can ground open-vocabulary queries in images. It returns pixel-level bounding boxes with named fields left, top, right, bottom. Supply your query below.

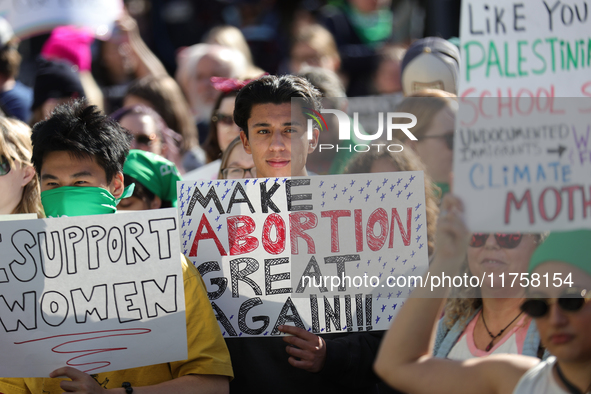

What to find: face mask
left=41, top=185, right=134, bottom=218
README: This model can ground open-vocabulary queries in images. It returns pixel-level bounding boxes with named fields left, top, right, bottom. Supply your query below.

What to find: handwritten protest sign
left=0, top=208, right=187, bottom=377
left=0, top=0, right=122, bottom=38
left=178, top=172, right=428, bottom=337
left=454, top=0, right=591, bottom=231
left=459, top=0, right=591, bottom=98
left=454, top=98, right=591, bottom=232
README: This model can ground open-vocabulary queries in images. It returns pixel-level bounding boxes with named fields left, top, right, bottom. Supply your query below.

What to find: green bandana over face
left=41, top=185, right=134, bottom=218
left=123, top=150, right=182, bottom=207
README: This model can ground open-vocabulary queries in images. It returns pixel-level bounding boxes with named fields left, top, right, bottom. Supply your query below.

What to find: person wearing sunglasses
left=393, top=89, right=457, bottom=198
left=0, top=117, right=42, bottom=216
left=111, top=105, right=184, bottom=175
left=433, top=231, right=548, bottom=361
left=185, top=77, right=245, bottom=181
left=375, top=195, right=591, bottom=394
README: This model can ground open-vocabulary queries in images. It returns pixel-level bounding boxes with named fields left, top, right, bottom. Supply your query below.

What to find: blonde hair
left=393, top=89, right=457, bottom=140
left=205, top=25, right=254, bottom=67
left=292, top=24, right=340, bottom=61
left=218, top=136, right=244, bottom=180
left=0, top=117, right=43, bottom=216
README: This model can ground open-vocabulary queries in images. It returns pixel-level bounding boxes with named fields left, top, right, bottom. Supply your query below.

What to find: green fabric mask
left=528, top=230, right=591, bottom=277
left=123, top=150, right=182, bottom=207
left=41, top=185, right=134, bottom=218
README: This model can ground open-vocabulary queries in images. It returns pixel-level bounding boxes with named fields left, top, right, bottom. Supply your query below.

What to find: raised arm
left=117, top=11, right=169, bottom=79
left=373, top=195, right=537, bottom=394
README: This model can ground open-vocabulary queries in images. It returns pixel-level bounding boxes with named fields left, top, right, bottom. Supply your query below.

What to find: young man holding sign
left=227, top=75, right=386, bottom=393
left=0, top=101, right=232, bottom=393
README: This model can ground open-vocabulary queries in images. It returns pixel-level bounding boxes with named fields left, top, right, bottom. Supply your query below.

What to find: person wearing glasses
left=433, top=230, right=548, bottom=361
left=185, top=77, right=246, bottom=181
left=218, top=136, right=255, bottom=180
left=374, top=195, right=591, bottom=394
left=0, top=117, right=42, bottom=216
left=393, top=89, right=457, bottom=198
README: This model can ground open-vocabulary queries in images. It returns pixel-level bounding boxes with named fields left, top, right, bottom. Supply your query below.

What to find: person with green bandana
left=119, top=149, right=182, bottom=211
left=0, top=100, right=233, bottom=394
left=375, top=194, right=591, bottom=394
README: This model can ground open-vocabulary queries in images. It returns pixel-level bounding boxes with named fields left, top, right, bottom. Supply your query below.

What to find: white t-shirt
left=513, top=357, right=568, bottom=394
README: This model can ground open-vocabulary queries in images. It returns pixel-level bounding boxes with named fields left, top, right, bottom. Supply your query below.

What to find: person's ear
left=308, top=127, right=320, bottom=153
left=240, top=130, right=252, bottom=154
left=149, top=195, right=162, bottom=209
left=20, top=164, right=36, bottom=187
left=109, top=172, right=125, bottom=199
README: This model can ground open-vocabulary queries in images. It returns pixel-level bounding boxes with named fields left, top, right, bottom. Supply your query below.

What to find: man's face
left=40, top=151, right=124, bottom=198
left=240, top=103, right=319, bottom=178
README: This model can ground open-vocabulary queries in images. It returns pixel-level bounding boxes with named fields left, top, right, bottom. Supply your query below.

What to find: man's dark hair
left=233, top=74, right=322, bottom=137
left=31, top=100, right=132, bottom=182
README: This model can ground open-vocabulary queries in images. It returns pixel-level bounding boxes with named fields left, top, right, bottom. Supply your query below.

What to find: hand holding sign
left=279, top=325, right=327, bottom=373
left=50, top=367, right=105, bottom=394
left=435, top=195, right=470, bottom=263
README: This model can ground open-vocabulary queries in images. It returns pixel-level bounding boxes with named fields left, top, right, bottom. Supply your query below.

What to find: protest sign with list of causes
left=0, top=208, right=187, bottom=377
left=177, top=172, right=429, bottom=337
left=454, top=0, right=591, bottom=232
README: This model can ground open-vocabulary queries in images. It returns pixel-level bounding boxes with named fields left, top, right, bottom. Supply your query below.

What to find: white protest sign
left=454, top=0, right=591, bottom=231
left=454, top=98, right=591, bottom=232
left=0, top=208, right=187, bottom=377
left=178, top=172, right=429, bottom=337
left=459, top=0, right=591, bottom=98
left=0, top=0, right=122, bottom=38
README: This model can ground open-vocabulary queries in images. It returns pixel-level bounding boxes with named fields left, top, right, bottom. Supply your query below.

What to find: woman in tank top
left=375, top=195, right=591, bottom=394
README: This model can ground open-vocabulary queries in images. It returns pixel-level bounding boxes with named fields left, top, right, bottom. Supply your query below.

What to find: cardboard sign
left=455, top=1, right=591, bottom=231
left=1, top=0, right=122, bottom=38
left=459, top=0, right=591, bottom=98
left=178, top=172, right=429, bottom=337
left=0, top=208, right=187, bottom=377
left=454, top=98, right=591, bottom=232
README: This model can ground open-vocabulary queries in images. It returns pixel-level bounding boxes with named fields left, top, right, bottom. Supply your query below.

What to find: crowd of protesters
left=0, top=0, right=589, bottom=393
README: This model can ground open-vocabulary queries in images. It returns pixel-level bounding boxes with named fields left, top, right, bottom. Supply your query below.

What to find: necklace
left=555, top=362, right=591, bottom=394
left=481, top=310, right=523, bottom=351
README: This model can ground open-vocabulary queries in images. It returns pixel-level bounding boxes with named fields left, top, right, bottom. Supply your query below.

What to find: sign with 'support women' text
left=0, top=208, right=187, bottom=377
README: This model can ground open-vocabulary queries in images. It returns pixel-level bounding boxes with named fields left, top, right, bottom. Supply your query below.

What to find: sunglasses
left=133, top=134, right=157, bottom=147
left=212, top=113, right=234, bottom=126
left=421, top=132, right=454, bottom=150
left=521, top=289, right=590, bottom=318
left=469, top=233, right=523, bottom=249
left=0, top=156, right=11, bottom=176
